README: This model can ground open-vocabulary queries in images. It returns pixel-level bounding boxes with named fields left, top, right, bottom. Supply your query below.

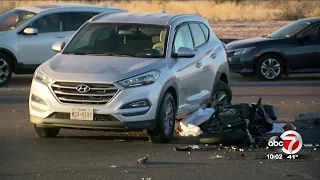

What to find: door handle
left=195, top=62, right=202, bottom=68
left=210, top=53, right=217, bottom=59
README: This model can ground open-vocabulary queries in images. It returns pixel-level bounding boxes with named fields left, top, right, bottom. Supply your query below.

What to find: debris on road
left=173, top=144, right=200, bottom=151
left=110, top=165, right=119, bottom=168
left=114, top=139, right=126, bottom=142
left=137, top=155, right=149, bottom=166
left=177, top=108, right=214, bottom=137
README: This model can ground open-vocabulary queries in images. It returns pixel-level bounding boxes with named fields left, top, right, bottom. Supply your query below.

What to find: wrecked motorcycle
left=199, top=98, right=278, bottom=145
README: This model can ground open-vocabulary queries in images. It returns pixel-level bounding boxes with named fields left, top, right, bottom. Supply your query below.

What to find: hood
left=41, top=54, right=167, bottom=83
left=226, top=37, right=276, bottom=50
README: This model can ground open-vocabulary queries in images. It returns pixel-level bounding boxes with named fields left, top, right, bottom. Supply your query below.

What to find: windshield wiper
left=86, top=53, right=115, bottom=56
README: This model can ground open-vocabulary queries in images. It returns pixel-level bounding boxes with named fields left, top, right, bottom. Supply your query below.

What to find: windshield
left=267, top=21, right=311, bottom=38
left=62, top=23, right=169, bottom=58
left=0, top=9, right=36, bottom=31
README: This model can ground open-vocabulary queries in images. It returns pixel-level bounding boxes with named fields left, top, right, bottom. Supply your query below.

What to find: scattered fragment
left=173, top=146, right=191, bottom=151
left=188, top=152, right=191, bottom=154
left=205, top=144, right=208, bottom=147
left=281, top=102, right=285, bottom=104
left=190, top=145, right=200, bottom=149
left=174, top=145, right=200, bottom=151
left=12, top=110, right=15, bottom=112
left=114, top=139, right=125, bottom=142
left=231, top=145, right=237, bottom=151
left=110, top=165, right=118, bottom=168
left=122, top=170, right=128, bottom=173
left=137, top=155, right=148, bottom=166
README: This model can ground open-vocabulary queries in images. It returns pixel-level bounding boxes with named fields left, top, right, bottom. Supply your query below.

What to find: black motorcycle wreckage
left=199, top=98, right=278, bottom=146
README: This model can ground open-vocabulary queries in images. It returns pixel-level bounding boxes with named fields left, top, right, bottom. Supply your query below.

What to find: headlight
left=118, top=70, right=160, bottom=88
left=233, top=47, right=255, bottom=56
left=33, top=69, right=54, bottom=84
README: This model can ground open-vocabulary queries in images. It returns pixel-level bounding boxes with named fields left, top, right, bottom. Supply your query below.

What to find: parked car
left=0, top=4, right=127, bottom=86
left=29, top=12, right=232, bottom=143
left=226, top=17, right=320, bottom=81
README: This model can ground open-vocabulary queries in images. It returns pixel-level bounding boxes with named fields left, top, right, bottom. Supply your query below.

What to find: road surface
left=0, top=74, right=320, bottom=180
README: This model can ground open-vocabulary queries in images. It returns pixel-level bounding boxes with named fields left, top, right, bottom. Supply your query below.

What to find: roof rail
left=89, top=12, right=109, bottom=22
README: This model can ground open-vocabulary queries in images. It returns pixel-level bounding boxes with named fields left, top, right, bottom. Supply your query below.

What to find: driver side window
left=28, top=13, right=66, bottom=33
left=173, top=24, right=194, bottom=53
left=301, top=24, right=320, bottom=37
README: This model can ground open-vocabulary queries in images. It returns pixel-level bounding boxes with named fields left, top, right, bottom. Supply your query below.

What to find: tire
left=207, top=80, right=232, bottom=108
left=33, top=125, right=60, bottom=138
left=147, top=92, right=176, bottom=143
left=256, top=54, right=284, bottom=81
left=0, top=53, right=13, bottom=87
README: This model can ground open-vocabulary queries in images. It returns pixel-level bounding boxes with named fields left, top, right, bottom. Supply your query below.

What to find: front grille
left=51, top=82, right=119, bottom=105
left=47, top=112, right=119, bottom=121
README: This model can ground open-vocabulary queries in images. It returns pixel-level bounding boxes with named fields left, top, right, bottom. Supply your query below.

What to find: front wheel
left=33, top=125, right=60, bottom=138
left=256, top=54, right=283, bottom=81
left=147, top=92, right=176, bottom=143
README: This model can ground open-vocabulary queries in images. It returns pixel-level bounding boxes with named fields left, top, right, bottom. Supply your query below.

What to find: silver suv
left=0, top=4, right=126, bottom=86
left=29, top=12, right=232, bottom=143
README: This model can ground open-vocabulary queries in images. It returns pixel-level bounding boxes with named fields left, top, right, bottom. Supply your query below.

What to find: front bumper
left=29, top=79, right=161, bottom=130
left=227, top=53, right=255, bottom=75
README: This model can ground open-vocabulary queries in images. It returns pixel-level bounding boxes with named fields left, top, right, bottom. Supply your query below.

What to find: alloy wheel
left=260, top=58, right=281, bottom=80
left=163, top=100, right=174, bottom=136
left=0, top=59, right=9, bottom=84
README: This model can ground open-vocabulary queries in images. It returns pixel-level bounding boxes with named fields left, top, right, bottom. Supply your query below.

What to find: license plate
left=70, top=108, right=94, bottom=121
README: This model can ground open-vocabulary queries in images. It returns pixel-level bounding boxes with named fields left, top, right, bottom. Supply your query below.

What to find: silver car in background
left=29, top=12, right=232, bottom=143
left=0, top=4, right=126, bottom=86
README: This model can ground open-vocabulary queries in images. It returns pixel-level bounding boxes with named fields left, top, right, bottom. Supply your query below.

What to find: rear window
left=189, top=23, right=206, bottom=48
left=199, top=23, right=209, bottom=41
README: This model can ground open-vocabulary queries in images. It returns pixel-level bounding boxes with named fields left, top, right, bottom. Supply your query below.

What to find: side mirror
left=23, top=28, right=38, bottom=35
left=174, top=47, right=196, bottom=58
left=52, top=41, right=65, bottom=52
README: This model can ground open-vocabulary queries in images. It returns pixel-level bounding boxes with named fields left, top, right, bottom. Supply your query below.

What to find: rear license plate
left=70, top=108, right=94, bottom=121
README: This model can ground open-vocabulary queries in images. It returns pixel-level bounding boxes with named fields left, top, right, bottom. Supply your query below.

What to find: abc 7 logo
left=268, top=130, right=303, bottom=154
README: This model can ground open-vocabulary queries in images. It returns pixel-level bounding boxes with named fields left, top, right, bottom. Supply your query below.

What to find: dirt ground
left=211, top=21, right=292, bottom=39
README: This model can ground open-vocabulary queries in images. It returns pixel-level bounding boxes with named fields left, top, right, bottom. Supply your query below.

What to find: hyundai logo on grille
left=76, top=84, right=91, bottom=93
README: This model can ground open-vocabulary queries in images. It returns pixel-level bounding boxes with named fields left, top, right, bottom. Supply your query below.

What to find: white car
left=0, top=4, right=126, bottom=86
left=29, top=12, right=231, bottom=143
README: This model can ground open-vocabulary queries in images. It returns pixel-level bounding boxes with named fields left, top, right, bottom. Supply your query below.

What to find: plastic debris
left=231, top=145, right=237, bottom=151
left=114, top=139, right=125, bottom=142
left=174, top=145, right=200, bottom=151
left=137, top=155, right=149, bottom=166
left=110, top=165, right=118, bottom=168
left=178, top=108, right=214, bottom=136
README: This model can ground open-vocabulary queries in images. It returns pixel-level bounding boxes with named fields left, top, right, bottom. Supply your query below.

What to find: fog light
left=121, top=100, right=150, bottom=109
left=31, top=94, right=46, bottom=105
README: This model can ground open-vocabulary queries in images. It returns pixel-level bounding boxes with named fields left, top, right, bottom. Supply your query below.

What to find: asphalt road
left=1, top=73, right=320, bottom=180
